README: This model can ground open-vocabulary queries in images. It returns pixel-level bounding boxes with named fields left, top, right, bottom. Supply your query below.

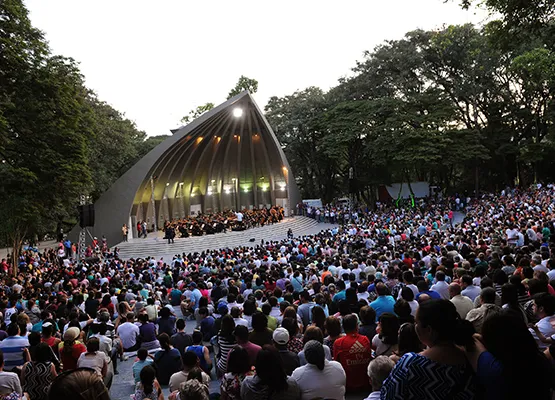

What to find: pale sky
left=25, top=0, right=488, bottom=137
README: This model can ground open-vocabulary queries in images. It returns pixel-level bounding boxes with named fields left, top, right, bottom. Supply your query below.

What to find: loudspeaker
left=79, top=204, right=95, bottom=228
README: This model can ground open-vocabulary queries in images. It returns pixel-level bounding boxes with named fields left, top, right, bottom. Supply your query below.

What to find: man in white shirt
left=364, top=356, right=395, bottom=400
left=431, top=271, right=450, bottom=300
left=449, top=283, right=474, bottom=319
left=529, top=293, right=555, bottom=350
left=461, top=275, right=481, bottom=302
left=116, top=313, right=140, bottom=352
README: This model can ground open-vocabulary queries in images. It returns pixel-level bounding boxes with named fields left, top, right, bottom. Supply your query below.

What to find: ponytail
left=63, top=339, right=74, bottom=355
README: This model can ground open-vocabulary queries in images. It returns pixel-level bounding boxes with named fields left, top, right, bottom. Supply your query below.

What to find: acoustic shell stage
left=71, top=91, right=301, bottom=245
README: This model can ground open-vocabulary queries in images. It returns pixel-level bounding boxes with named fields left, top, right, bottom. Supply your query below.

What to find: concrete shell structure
left=70, top=91, right=301, bottom=246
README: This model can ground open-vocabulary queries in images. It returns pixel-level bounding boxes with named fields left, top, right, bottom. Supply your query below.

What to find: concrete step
left=115, top=217, right=336, bottom=260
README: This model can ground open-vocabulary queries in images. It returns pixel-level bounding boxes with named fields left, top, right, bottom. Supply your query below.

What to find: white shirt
left=77, top=352, right=108, bottom=376
left=233, top=317, right=249, bottom=327
left=408, top=300, right=419, bottom=316
left=117, top=322, right=140, bottom=349
left=530, top=315, right=555, bottom=349
left=291, top=360, right=346, bottom=400
left=431, top=281, right=450, bottom=300
left=450, top=295, right=474, bottom=319
left=365, top=392, right=381, bottom=400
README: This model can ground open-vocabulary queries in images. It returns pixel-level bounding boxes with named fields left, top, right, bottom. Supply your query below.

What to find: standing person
left=333, top=315, right=373, bottom=393
left=21, top=343, right=57, bottom=400
left=291, top=340, right=346, bottom=400
left=381, top=299, right=475, bottom=400
left=153, top=334, right=182, bottom=386
left=241, top=347, right=301, bottom=400
left=122, top=224, right=129, bottom=242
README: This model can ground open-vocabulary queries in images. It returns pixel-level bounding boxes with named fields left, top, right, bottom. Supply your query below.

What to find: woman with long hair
left=241, top=346, right=300, bottom=400
left=390, top=323, right=423, bottom=363
left=466, top=310, right=553, bottom=400
left=310, top=306, right=326, bottom=332
left=220, top=346, right=254, bottom=400
left=216, top=315, right=236, bottom=377
left=133, top=365, right=164, bottom=400
left=323, top=316, right=343, bottom=352
left=58, top=327, right=86, bottom=371
left=372, top=313, right=400, bottom=357
left=382, top=299, right=475, bottom=400
left=21, top=343, right=57, bottom=400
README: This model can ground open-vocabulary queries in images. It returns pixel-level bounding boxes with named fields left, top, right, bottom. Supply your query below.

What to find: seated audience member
left=291, top=340, right=346, bottom=400
left=365, top=356, right=395, bottom=400
left=333, top=314, right=373, bottom=393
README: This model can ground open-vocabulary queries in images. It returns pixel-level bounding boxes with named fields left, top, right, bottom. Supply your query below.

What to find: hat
left=304, top=340, right=325, bottom=370
left=189, top=282, right=197, bottom=288
left=42, top=322, right=53, bottom=328
left=63, top=327, right=80, bottom=341
left=207, top=282, right=213, bottom=289
left=272, top=327, right=290, bottom=345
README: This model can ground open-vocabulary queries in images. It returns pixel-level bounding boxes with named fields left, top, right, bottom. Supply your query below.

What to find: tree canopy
left=266, top=20, right=555, bottom=202
left=228, top=75, right=259, bottom=99
left=0, top=0, right=166, bottom=269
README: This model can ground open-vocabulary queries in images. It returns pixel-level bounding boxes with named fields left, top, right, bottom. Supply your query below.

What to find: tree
left=227, top=75, right=258, bottom=99
left=180, top=102, right=214, bottom=124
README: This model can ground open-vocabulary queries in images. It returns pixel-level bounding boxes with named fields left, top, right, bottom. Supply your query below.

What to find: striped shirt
left=0, top=336, right=29, bottom=369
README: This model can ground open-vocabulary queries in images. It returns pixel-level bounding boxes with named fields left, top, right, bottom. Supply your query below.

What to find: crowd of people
left=131, top=207, right=285, bottom=244
left=1, top=185, right=555, bottom=399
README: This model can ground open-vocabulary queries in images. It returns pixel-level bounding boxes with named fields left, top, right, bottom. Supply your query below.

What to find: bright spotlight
left=233, top=108, right=243, bottom=118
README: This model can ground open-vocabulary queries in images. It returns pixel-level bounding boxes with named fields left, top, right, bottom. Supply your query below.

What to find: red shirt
left=59, top=343, right=86, bottom=371
left=333, top=333, right=372, bottom=392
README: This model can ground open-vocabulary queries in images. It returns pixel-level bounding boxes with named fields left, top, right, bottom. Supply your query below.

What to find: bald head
left=449, top=283, right=462, bottom=297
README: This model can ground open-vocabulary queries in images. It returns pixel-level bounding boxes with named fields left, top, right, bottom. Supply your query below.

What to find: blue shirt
left=0, top=336, right=29, bottom=368
left=369, top=295, right=396, bottom=321
left=332, top=290, right=346, bottom=303
left=416, top=290, right=442, bottom=300
left=132, top=359, right=153, bottom=383
left=190, top=289, right=202, bottom=310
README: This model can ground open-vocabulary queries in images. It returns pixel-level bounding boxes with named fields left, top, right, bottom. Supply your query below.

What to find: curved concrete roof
left=70, top=91, right=301, bottom=246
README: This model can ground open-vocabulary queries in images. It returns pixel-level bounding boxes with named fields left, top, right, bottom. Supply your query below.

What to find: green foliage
left=228, top=75, right=258, bottom=99
left=0, top=0, right=167, bottom=260
left=269, top=22, right=554, bottom=201
left=181, top=102, right=215, bottom=124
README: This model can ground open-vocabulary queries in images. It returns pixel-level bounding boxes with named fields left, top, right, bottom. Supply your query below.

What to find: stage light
left=233, top=108, right=243, bottom=118
left=225, top=189, right=230, bottom=194
left=166, top=183, right=170, bottom=186
left=207, top=190, right=213, bottom=196
left=211, top=179, right=216, bottom=183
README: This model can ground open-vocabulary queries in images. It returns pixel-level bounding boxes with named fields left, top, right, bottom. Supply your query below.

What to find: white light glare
left=233, top=108, right=243, bottom=118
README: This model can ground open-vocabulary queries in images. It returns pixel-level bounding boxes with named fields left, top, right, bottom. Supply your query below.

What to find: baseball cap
left=272, top=327, right=290, bottom=345
left=42, top=322, right=53, bottom=328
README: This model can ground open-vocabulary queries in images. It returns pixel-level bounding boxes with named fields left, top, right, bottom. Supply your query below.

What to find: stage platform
left=114, top=217, right=337, bottom=260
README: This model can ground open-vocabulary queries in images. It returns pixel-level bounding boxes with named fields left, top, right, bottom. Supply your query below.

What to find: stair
left=115, top=217, right=336, bottom=260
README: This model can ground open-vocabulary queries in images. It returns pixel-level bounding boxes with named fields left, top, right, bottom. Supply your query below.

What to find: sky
left=25, top=0, right=489, bottom=137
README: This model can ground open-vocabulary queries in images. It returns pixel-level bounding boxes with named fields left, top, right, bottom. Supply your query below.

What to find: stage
left=114, top=216, right=337, bottom=260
